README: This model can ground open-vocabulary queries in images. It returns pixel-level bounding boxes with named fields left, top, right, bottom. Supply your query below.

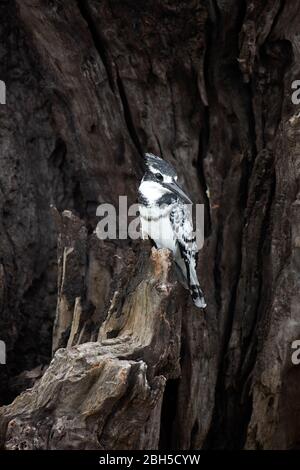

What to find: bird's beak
left=163, top=180, right=192, bottom=204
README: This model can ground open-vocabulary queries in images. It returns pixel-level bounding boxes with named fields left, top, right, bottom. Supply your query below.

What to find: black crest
left=144, top=153, right=177, bottom=178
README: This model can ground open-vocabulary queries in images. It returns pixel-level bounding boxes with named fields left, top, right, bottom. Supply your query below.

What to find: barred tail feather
left=189, top=264, right=206, bottom=309
left=190, top=284, right=207, bottom=309
left=175, top=246, right=207, bottom=309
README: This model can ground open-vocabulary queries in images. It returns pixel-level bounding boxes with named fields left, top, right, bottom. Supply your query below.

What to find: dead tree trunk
left=0, top=0, right=299, bottom=450
left=0, top=209, right=185, bottom=450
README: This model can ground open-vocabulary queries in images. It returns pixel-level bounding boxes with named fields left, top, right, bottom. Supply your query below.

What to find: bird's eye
left=156, top=173, right=164, bottom=182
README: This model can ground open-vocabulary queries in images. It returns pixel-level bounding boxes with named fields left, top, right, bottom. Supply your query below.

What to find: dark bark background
left=0, top=0, right=299, bottom=450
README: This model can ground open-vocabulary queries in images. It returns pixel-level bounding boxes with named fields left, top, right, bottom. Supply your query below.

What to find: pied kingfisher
left=138, top=153, right=206, bottom=309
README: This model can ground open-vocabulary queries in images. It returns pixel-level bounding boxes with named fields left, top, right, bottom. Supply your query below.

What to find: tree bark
left=0, top=0, right=299, bottom=450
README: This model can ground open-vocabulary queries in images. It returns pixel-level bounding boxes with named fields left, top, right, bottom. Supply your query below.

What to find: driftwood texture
left=0, top=0, right=299, bottom=450
left=0, top=210, right=184, bottom=450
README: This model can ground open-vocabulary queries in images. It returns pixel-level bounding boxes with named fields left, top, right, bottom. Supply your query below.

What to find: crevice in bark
left=49, top=138, right=67, bottom=170
left=203, top=0, right=260, bottom=449
left=72, top=180, right=86, bottom=219
left=76, top=0, right=115, bottom=92
left=240, top=167, right=276, bottom=371
left=212, top=228, right=222, bottom=310
left=116, top=69, right=144, bottom=158
left=236, top=182, right=275, bottom=446
left=205, top=250, right=243, bottom=448
left=158, top=378, right=180, bottom=450
left=190, top=420, right=200, bottom=449
left=207, top=0, right=220, bottom=25
left=267, top=0, right=285, bottom=39
left=197, top=109, right=212, bottom=238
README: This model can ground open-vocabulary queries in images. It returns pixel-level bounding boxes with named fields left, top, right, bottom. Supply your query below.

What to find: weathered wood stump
left=0, top=210, right=184, bottom=450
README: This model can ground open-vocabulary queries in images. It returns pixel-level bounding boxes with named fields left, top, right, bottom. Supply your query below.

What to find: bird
left=138, top=153, right=206, bottom=309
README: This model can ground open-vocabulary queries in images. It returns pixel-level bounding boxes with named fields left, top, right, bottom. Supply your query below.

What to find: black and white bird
left=138, top=153, right=206, bottom=309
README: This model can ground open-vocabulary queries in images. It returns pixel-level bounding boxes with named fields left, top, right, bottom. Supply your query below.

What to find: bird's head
left=139, top=153, right=192, bottom=205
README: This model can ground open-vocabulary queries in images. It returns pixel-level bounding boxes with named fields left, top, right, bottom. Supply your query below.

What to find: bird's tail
left=189, top=284, right=206, bottom=308
left=189, top=265, right=206, bottom=309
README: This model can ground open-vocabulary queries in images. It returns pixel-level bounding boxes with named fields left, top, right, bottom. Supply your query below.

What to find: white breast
left=139, top=204, right=177, bottom=253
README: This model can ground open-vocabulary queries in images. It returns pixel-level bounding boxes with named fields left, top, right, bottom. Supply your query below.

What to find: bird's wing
left=170, top=204, right=198, bottom=277
left=170, top=204, right=198, bottom=255
left=170, top=204, right=206, bottom=308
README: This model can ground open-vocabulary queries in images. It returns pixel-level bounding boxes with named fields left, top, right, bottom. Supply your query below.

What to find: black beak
left=163, top=181, right=192, bottom=204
